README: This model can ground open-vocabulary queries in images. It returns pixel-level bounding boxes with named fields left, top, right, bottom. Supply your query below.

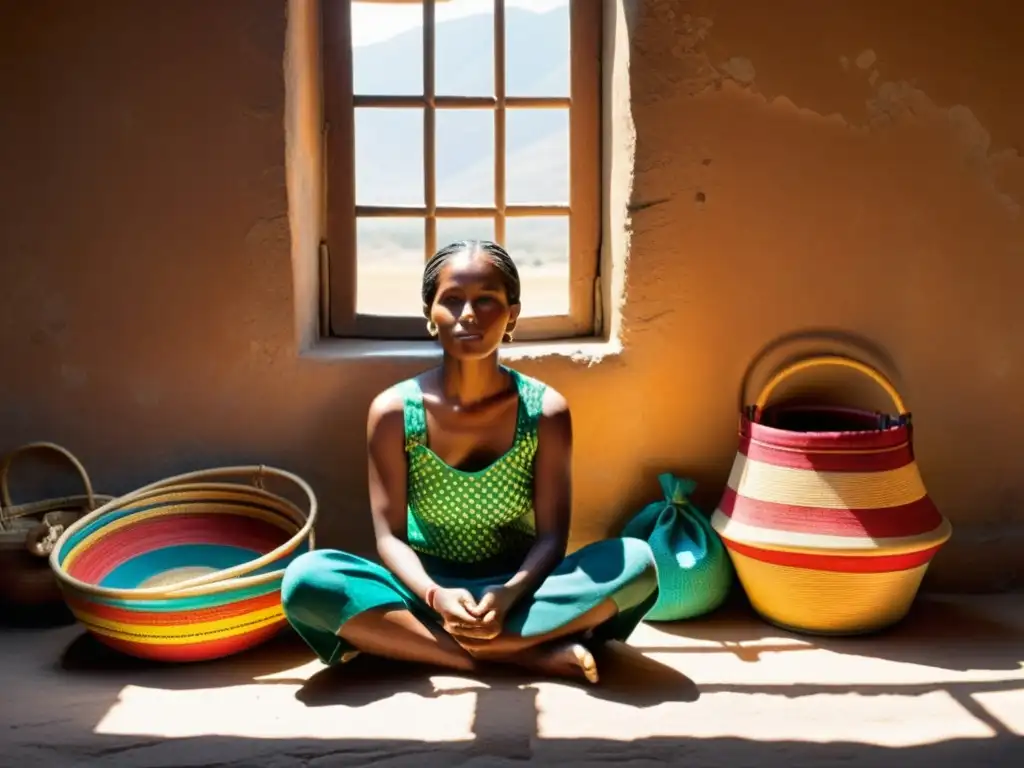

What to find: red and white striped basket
left=711, top=355, right=952, bottom=635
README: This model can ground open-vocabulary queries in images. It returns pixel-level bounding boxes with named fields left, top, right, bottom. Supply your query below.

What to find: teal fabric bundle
left=620, top=473, right=734, bottom=622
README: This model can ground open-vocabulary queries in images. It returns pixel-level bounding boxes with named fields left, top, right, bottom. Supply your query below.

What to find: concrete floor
left=2, top=593, right=1022, bottom=767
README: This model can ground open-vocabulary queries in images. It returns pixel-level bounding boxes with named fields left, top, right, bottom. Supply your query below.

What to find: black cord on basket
left=878, top=412, right=912, bottom=429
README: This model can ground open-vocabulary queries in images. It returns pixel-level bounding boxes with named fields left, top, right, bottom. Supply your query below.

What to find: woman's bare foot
left=512, top=641, right=599, bottom=684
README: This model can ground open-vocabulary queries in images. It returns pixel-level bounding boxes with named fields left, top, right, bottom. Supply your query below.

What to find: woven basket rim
left=740, top=410, right=910, bottom=448
left=54, top=486, right=309, bottom=564
left=49, top=465, right=317, bottom=601
left=70, top=483, right=309, bottom=525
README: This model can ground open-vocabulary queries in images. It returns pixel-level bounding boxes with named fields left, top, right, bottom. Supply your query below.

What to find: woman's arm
left=498, top=387, right=574, bottom=604
left=366, top=390, right=440, bottom=602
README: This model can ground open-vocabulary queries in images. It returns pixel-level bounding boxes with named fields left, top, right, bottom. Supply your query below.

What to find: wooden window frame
left=322, top=0, right=602, bottom=342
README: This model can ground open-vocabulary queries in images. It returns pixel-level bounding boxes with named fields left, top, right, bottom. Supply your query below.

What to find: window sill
left=300, top=335, right=623, bottom=365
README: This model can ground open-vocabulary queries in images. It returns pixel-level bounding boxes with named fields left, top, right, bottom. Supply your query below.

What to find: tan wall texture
left=1, top=0, right=1021, bottom=592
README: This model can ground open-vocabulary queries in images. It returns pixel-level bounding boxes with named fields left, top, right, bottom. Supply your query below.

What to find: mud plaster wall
left=1, top=0, right=1022, bottom=592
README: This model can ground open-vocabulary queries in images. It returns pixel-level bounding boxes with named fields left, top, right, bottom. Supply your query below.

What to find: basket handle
left=0, top=441, right=97, bottom=510
left=750, top=355, right=908, bottom=421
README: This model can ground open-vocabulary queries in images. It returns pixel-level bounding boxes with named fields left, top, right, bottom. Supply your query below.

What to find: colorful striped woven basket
left=711, top=355, right=952, bottom=636
left=49, top=465, right=317, bottom=662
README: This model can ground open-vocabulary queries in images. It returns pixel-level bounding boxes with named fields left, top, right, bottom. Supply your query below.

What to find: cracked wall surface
left=0, top=0, right=1022, bottom=591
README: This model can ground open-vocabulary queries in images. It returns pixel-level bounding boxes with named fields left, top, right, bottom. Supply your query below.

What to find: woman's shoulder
left=366, top=374, right=422, bottom=438
left=367, top=388, right=403, bottom=441
left=371, top=368, right=436, bottom=409
left=541, top=385, right=569, bottom=416
left=506, top=367, right=570, bottom=422
left=534, top=384, right=571, bottom=448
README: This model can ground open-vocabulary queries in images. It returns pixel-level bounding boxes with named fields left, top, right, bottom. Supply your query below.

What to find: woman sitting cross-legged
left=281, top=240, right=659, bottom=683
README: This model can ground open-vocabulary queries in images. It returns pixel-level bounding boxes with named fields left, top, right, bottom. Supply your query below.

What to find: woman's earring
left=427, top=321, right=439, bottom=337
left=503, top=328, right=515, bottom=343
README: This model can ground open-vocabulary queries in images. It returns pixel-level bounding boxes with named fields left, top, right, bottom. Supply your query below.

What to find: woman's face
left=427, top=251, right=520, bottom=359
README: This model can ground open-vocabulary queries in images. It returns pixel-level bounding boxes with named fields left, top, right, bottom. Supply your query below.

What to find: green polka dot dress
left=280, top=366, right=661, bottom=666
left=402, top=367, right=542, bottom=566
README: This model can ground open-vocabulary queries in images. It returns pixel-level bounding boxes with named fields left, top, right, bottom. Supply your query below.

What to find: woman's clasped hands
left=429, top=585, right=516, bottom=642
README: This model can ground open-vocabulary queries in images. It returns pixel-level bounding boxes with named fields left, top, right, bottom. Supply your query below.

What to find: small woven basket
left=49, top=465, right=317, bottom=662
left=711, top=355, right=952, bottom=636
left=0, top=441, right=115, bottom=607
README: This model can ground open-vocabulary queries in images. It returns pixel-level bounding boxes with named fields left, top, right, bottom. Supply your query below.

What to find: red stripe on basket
left=725, top=539, right=941, bottom=573
left=96, top=621, right=286, bottom=663
left=738, top=436, right=914, bottom=472
left=68, top=590, right=282, bottom=626
left=67, top=513, right=290, bottom=583
left=718, top=487, right=944, bottom=538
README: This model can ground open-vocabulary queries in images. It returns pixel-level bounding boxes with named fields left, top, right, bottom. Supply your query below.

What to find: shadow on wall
left=734, top=327, right=904, bottom=416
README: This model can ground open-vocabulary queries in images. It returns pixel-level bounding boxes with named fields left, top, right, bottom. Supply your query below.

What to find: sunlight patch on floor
left=88, top=678, right=1017, bottom=749
left=50, top=595, right=1024, bottom=754
left=93, top=682, right=480, bottom=741
left=630, top=623, right=1024, bottom=686
left=534, top=688, right=998, bottom=746
left=971, top=689, right=1024, bottom=736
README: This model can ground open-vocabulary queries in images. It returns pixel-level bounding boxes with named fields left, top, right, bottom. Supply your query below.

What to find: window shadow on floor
left=643, top=591, right=1024, bottom=673
left=292, top=636, right=700, bottom=710
left=12, top=590, right=1020, bottom=767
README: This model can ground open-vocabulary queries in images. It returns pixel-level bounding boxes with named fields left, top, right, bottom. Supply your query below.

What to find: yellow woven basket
left=710, top=355, right=952, bottom=635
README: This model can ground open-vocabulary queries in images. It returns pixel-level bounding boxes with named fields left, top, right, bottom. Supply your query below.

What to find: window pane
left=355, top=108, right=423, bottom=207
left=436, top=0, right=493, bottom=97
left=505, top=108, right=568, bottom=205
left=351, top=1, right=423, bottom=96
left=505, top=216, right=569, bottom=317
left=357, top=218, right=425, bottom=316
left=436, top=109, right=494, bottom=206
left=436, top=218, right=495, bottom=252
left=506, top=0, right=569, bottom=97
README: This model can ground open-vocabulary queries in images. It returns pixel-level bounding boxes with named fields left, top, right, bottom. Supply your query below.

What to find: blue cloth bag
left=620, top=473, right=734, bottom=621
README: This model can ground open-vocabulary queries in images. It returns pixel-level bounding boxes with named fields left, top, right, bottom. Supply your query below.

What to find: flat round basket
left=711, top=355, right=952, bottom=636
left=49, top=465, right=317, bottom=662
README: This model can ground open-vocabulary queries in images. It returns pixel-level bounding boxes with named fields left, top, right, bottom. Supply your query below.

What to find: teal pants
left=281, top=537, right=659, bottom=666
